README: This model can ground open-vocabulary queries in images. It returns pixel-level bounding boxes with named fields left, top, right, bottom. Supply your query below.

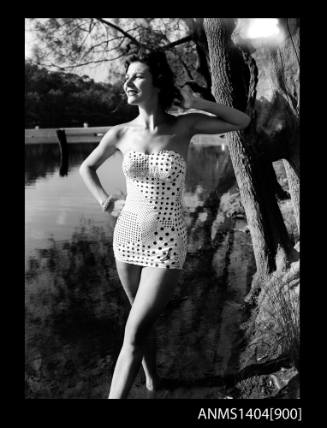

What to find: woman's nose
left=126, top=82, right=133, bottom=89
left=125, top=77, right=134, bottom=87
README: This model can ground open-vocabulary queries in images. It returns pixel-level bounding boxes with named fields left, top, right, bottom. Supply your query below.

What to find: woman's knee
left=123, top=318, right=151, bottom=350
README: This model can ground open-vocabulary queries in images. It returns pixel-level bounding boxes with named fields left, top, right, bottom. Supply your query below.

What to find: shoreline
left=25, top=126, right=226, bottom=145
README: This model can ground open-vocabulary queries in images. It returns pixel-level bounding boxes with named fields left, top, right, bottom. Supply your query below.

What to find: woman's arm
left=79, top=126, right=120, bottom=207
left=180, top=86, right=251, bottom=135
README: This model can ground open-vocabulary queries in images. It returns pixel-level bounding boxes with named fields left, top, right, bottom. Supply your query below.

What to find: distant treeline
left=25, top=61, right=137, bottom=128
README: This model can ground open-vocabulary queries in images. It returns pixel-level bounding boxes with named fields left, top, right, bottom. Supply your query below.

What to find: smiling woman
left=79, top=48, right=250, bottom=399
left=124, top=63, right=155, bottom=105
left=124, top=50, right=182, bottom=111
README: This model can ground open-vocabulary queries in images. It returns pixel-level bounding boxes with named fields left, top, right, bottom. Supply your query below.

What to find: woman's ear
left=153, top=85, right=160, bottom=96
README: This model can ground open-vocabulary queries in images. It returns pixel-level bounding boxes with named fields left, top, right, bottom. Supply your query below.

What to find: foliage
left=255, top=274, right=300, bottom=370
left=27, top=18, right=204, bottom=87
left=233, top=374, right=276, bottom=399
left=25, top=60, right=137, bottom=128
left=25, top=17, right=203, bottom=127
left=265, top=281, right=299, bottom=369
left=25, top=221, right=128, bottom=398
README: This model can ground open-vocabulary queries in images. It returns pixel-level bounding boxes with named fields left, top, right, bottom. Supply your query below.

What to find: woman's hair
left=124, top=49, right=181, bottom=111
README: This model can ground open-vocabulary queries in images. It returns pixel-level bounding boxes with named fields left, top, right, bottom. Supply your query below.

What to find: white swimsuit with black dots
left=113, top=150, right=188, bottom=269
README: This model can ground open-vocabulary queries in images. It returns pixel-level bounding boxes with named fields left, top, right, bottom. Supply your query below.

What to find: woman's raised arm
left=180, top=87, right=251, bottom=135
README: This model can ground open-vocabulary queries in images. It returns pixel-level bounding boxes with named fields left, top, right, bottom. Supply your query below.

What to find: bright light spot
left=246, top=18, right=280, bottom=39
left=25, top=22, right=35, bottom=58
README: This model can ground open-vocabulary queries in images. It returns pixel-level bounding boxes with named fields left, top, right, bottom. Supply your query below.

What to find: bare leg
left=115, top=260, right=159, bottom=391
left=142, top=329, right=158, bottom=392
left=108, top=266, right=181, bottom=399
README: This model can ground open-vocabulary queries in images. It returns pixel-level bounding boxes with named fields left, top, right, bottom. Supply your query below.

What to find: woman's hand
left=101, top=194, right=125, bottom=217
left=180, top=84, right=197, bottom=109
left=110, top=198, right=125, bottom=217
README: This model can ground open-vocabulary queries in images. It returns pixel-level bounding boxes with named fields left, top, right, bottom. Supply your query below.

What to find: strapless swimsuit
left=113, top=150, right=188, bottom=269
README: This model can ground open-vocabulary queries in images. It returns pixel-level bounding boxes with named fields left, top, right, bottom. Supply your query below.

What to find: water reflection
left=25, top=224, right=128, bottom=399
left=25, top=142, right=256, bottom=398
left=25, top=143, right=97, bottom=186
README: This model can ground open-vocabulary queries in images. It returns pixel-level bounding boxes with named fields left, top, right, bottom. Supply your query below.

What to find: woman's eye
left=124, top=75, right=142, bottom=81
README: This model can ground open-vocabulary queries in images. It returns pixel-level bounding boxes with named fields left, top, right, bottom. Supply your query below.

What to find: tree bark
left=203, top=18, right=295, bottom=277
left=283, top=159, right=300, bottom=231
left=278, top=19, right=300, bottom=232
left=255, top=18, right=300, bottom=233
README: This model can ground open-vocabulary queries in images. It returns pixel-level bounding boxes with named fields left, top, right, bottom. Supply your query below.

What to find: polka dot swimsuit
left=113, top=150, right=188, bottom=269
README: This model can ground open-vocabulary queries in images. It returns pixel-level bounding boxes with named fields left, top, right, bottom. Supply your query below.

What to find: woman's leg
left=108, top=266, right=181, bottom=399
left=115, top=260, right=158, bottom=391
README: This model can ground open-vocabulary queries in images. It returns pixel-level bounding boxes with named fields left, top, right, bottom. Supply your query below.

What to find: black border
left=18, top=9, right=321, bottom=426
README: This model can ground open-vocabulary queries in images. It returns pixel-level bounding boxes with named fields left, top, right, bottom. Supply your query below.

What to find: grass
left=259, top=274, right=300, bottom=370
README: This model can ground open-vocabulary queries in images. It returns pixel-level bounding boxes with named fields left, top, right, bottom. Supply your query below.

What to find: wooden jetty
left=25, top=126, right=111, bottom=144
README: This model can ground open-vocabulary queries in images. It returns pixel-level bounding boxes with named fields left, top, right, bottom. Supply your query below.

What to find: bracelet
left=101, top=195, right=113, bottom=212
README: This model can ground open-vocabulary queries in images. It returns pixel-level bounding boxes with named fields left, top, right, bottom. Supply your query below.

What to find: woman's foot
left=145, top=377, right=160, bottom=392
left=145, top=377, right=173, bottom=399
left=145, top=387, right=169, bottom=399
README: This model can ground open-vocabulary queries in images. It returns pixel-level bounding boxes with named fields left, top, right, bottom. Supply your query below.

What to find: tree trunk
left=248, top=17, right=300, bottom=234
left=274, top=19, right=300, bottom=232
left=203, top=18, right=295, bottom=278
left=283, top=159, right=300, bottom=231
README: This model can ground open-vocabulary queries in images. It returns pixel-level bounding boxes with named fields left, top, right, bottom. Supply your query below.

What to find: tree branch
left=65, top=22, right=90, bottom=36
left=35, top=52, right=128, bottom=70
left=81, top=35, right=125, bottom=59
left=94, top=18, right=142, bottom=47
left=162, top=35, right=193, bottom=50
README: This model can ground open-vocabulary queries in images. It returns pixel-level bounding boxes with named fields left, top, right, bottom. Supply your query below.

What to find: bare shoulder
left=100, top=121, right=134, bottom=146
left=114, top=118, right=141, bottom=138
left=81, top=123, right=126, bottom=169
left=102, top=123, right=124, bottom=141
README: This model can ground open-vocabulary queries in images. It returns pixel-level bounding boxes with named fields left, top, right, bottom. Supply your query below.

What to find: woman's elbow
left=79, top=162, right=88, bottom=176
left=239, top=115, right=251, bottom=130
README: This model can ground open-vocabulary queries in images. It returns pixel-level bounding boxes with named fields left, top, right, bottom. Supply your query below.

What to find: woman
left=79, top=50, right=250, bottom=399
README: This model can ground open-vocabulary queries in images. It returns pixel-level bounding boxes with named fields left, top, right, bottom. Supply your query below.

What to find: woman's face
left=123, top=62, right=159, bottom=106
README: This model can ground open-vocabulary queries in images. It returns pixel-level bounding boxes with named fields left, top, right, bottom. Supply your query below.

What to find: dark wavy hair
left=124, top=49, right=182, bottom=111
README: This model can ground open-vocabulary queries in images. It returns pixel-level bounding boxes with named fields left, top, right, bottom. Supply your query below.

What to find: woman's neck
left=136, top=104, right=167, bottom=131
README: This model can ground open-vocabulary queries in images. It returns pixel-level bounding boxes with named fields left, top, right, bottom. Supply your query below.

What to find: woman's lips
left=127, top=90, right=138, bottom=95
